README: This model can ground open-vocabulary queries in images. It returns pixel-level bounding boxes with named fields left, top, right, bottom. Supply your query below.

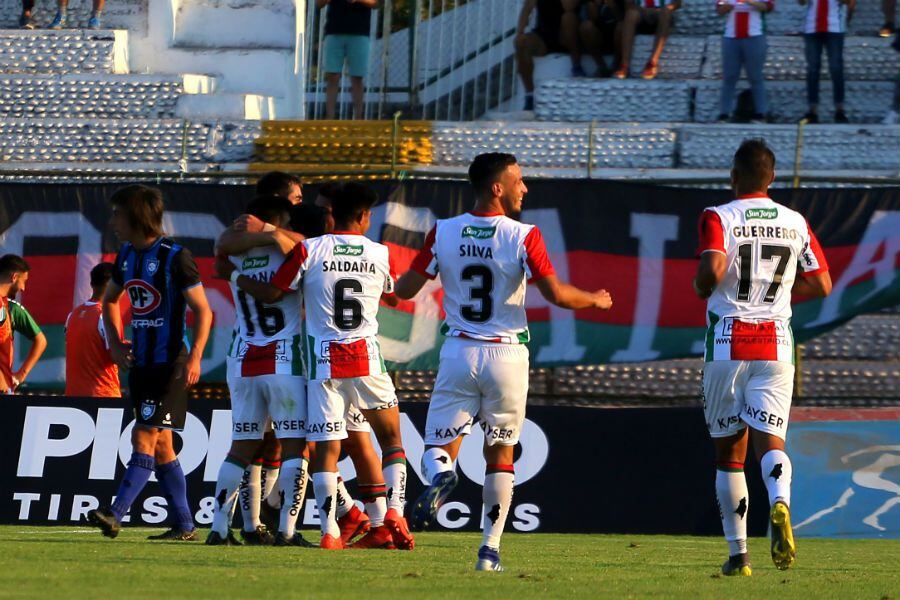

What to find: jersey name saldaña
left=410, top=211, right=555, bottom=344
left=697, top=196, right=829, bottom=363
left=272, top=232, right=393, bottom=380
left=227, top=246, right=303, bottom=377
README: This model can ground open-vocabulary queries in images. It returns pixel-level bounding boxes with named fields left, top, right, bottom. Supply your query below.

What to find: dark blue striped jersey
left=113, top=237, right=202, bottom=367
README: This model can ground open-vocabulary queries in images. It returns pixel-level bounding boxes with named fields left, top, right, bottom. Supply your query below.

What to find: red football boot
left=351, top=525, right=396, bottom=550
left=384, top=508, right=415, bottom=551
left=338, top=505, right=371, bottom=546
left=320, top=533, right=345, bottom=550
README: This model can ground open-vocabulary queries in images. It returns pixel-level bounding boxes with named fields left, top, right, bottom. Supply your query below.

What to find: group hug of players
left=60, top=141, right=830, bottom=574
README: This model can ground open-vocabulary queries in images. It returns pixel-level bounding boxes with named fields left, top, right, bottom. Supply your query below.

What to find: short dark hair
left=290, top=204, right=329, bottom=238
left=245, top=195, right=293, bottom=225
left=256, top=171, right=302, bottom=198
left=331, top=182, right=378, bottom=226
left=109, top=185, right=165, bottom=238
left=90, top=262, right=115, bottom=288
left=732, top=139, right=776, bottom=192
left=0, top=254, right=29, bottom=278
left=468, top=153, right=518, bottom=195
left=316, top=182, right=343, bottom=206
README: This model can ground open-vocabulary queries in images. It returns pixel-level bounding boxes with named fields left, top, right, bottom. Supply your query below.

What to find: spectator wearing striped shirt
left=800, top=0, right=855, bottom=123
left=614, top=0, right=681, bottom=80
left=716, top=0, right=774, bottom=123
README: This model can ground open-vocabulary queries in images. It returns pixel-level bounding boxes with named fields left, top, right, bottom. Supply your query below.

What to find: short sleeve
left=272, top=242, right=309, bottom=292
left=523, top=226, right=556, bottom=283
left=409, top=226, right=438, bottom=280
left=173, top=248, right=202, bottom=291
left=9, top=301, right=41, bottom=339
left=696, top=209, right=726, bottom=257
left=799, top=220, right=829, bottom=277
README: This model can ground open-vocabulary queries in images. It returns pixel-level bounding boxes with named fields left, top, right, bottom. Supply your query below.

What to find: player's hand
left=11, top=369, right=25, bottom=390
left=179, top=355, right=202, bottom=389
left=233, top=214, right=265, bottom=233
left=693, top=278, right=712, bottom=299
left=214, top=255, right=236, bottom=280
left=592, top=289, right=613, bottom=310
left=110, top=341, right=134, bottom=370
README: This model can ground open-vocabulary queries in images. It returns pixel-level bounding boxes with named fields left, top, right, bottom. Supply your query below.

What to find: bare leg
left=350, top=76, right=365, bottom=119
left=514, top=32, right=548, bottom=93
left=561, top=0, right=583, bottom=69
left=325, top=73, right=341, bottom=119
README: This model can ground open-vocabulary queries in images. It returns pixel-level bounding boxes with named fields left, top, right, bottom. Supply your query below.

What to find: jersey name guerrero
left=228, top=246, right=304, bottom=377
left=697, top=196, right=829, bottom=363
left=272, top=232, right=393, bottom=380
left=410, top=212, right=555, bottom=344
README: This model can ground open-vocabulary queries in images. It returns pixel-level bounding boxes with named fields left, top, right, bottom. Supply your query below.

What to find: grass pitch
left=0, top=527, right=897, bottom=599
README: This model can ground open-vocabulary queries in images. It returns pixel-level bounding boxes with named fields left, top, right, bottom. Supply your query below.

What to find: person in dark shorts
left=87, top=185, right=213, bottom=541
left=515, top=0, right=587, bottom=110
left=580, top=0, right=625, bottom=76
left=318, top=0, right=377, bottom=119
left=614, top=0, right=681, bottom=80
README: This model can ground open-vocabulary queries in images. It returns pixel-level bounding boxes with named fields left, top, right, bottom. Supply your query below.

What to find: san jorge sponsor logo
left=242, top=255, right=270, bottom=270
left=461, top=225, right=497, bottom=239
left=333, top=244, right=364, bottom=256
left=745, top=207, right=778, bottom=220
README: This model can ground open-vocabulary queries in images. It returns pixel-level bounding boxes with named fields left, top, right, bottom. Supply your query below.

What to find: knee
left=514, top=33, right=530, bottom=53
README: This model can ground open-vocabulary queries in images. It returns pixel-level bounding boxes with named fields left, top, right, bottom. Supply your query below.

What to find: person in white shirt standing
left=800, top=0, right=855, bottom=123
left=694, top=139, right=832, bottom=576
left=394, top=153, right=612, bottom=572
left=716, top=0, right=774, bottom=123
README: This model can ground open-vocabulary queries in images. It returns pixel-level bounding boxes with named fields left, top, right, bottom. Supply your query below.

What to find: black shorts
left=129, top=356, right=188, bottom=431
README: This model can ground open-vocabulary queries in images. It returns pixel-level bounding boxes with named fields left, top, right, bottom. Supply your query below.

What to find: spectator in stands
left=318, top=0, right=377, bottom=120
left=800, top=0, right=854, bottom=123
left=256, top=171, right=303, bottom=204
left=579, top=0, right=624, bottom=76
left=614, top=0, right=681, bottom=80
left=716, top=0, right=773, bottom=123
left=0, top=255, right=47, bottom=394
left=49, top=0, right=106, bottom=29
left=885, top=34, right=900, bottom=123
left=880, top=0, right=896, bottom=36
left=515, top=0, right=587, bottom=111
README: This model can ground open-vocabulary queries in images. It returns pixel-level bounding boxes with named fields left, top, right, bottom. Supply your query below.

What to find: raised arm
left=215, top=227, right=302, bottom=257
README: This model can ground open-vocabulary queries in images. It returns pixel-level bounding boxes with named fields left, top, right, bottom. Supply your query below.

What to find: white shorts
left=424, top=337, right=529, bottom=447
left=346, top=403, right=371, bottom=433
left=306, top=372, right=397, bottom=442
left=227, top=372, right=308, bottom=441
left=702, top=360, right=794, bottom=440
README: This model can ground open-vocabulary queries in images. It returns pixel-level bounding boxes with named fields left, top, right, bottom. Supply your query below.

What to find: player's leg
left=307, top=378, right=349, bottom=549
left=208, top=438, right=261, bottom=545
left=412, top=338, right=480, bottom=531
left=474, top=342, right=530, bottom=572
left=745, top=361, right=796, bottom=570
left=338, top=413, right=378, bottom=544
left=266, top=374, right=311, bottom=546
left=147, top=429, right=197, bottom=540
left=257, top=430, right=283, bottom=534
left=703, top=360, right=753, bottom=576
left=357, top=373, right=413, bottom=549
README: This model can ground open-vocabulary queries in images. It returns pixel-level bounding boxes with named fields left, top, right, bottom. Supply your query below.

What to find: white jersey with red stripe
left=410, top=211, right=556, bottom=344
left=697, top=196, right=829, bottom=363
left=804, top=0, right=846, bottom=33
left=272, top=231, right=393, bottom=380
left=722, top=0, right=772, bottom=38
left=227, top=246, right=304, bottom=377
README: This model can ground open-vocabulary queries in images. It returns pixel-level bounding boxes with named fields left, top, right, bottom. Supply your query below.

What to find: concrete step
left=172, top=0, right=296, bottom=50
left=622, top=35, right=707, bottom=79
left=680, top=123, right=900, bottom=170
left=702, top=36, right=900, bottom=81
left=0, top=73, right=215, bottom=119
left=0, top=29, right=128, bottom=74
left=535, top=79, right=692, bottom=122
left=694, top=79, right=895, bottom=124
left=175, top=93, right=277, bottom=120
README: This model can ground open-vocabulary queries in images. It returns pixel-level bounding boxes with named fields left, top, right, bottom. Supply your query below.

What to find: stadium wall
left=1, top=180, right=898, bottom=388
left=4, top=396, right=898, bottom=538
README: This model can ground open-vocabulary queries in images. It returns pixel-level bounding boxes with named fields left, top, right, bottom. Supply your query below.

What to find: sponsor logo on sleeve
left=461, top=225, right=497, bottom=239
left=745, top=208, right=778, bottom=220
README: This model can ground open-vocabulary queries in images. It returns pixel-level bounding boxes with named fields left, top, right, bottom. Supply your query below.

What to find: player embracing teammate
left=694, top=139, right=832, bottom=575
left=394, top=153, right=613, bottom=570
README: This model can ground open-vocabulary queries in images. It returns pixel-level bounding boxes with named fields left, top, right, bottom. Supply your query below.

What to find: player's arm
left=214, top=257, right=287, bottom=304
left=182, top=285, right=212, bottom=388
left=693, top=209, right=727, bottom=299
left=395, top=226, right=437, bottom=300
left=534, top=275, right=613, bottom=310
left=101, top=281, right=133, bottom=370
left=215, top=226, right=301, bottom=257
left=792, top=223, right=832, bottom=298
left=9, top=302, right=47, bottom=389
left=792, top=271, right=832, bottom=297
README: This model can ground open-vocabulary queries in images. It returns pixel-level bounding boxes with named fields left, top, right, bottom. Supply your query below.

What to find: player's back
left=699, top=195, right=827, bottom=362
left=424, top=211, right=552, bottom=344
left=65, top=301, right=120, bottom=397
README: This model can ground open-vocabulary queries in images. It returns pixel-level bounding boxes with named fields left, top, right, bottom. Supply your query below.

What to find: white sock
left=421, top=447, right=453, bottom=485
left=211, top=458, right=245, bottom=536
left=262, top=463, right=281, bottom=508
left=239, top=463, right=262, bottom=532
left=383, top=447, right=407, bottom=513
left=359, top=483, right=388, bottom=527
left=312, top=471, right=340, bottom=538
left=277, top=458, right=307, bottom=537
left=481, top=465, right=514, bottom=550
left=760, top=450, right=792, bottom=507
left=336, top=477, right=352, bottom=518
left=716, top=462, right=749, bottom=556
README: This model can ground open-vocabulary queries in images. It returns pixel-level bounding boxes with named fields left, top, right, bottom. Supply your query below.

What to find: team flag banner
left=0, top=180, right=897, bottom=387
